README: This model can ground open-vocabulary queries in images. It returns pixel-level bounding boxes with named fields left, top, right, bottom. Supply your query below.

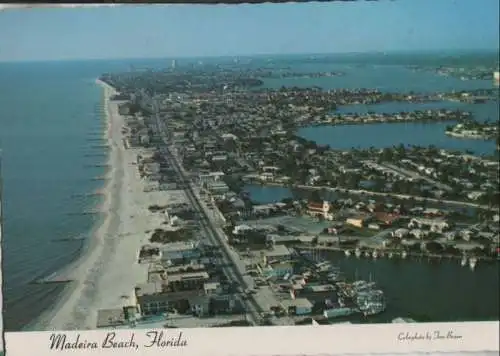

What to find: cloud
left=0, top=4, right=122, bottom=11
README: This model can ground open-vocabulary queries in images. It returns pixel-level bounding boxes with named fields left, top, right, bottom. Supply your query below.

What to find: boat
left=361, top=301, right=386, bottom=316
left=401, top=250, right=408, bottom=259
left=344, top=250, right=351, bottom=257
left=388, top=252, right=393, bottom=259
left=355, top=248, right=362, bottom=258
left=372, top=250, right=378, bottom=259
left=323, top=307, right=357, bottom=318
left=469, top=257, right=477, bottom=270
left=364, top=251, right=370, bottom=258
left=461, top=256, right=467, bottom=267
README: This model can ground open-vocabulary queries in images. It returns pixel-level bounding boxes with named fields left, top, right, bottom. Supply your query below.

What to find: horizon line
left=0, top=48, right=499, bottom=65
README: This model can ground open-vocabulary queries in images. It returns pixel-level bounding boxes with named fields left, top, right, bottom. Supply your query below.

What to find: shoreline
left=28, top=79, right=124, bottom=330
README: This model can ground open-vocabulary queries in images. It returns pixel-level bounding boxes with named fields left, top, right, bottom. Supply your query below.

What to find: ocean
left=0, top=52, right=498, bottom=331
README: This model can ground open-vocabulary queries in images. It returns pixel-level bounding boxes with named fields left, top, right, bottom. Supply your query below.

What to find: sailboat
left=460, top=255, right=467, bottom=267
left=468, top=256, right=477, bottom=270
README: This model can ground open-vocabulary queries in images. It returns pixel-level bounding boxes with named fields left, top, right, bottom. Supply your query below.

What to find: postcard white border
left=3, top=321, right=499, bottom=355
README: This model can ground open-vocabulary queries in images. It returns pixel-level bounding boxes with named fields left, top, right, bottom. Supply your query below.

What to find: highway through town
left=150, top=101, right=265, bottom=325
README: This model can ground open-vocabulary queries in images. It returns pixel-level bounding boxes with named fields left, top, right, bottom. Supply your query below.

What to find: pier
left=86, top=138, right=107, bottom=142
left=51, top=236, right=86, bottom=242
left=83, top=164, right=110, bottom=169
left=84, top=153, right=108, bottom=158
left=90, top=144, right=110, bottom=150
left=91, top=175, right=110, bottom=181
left=71, top=190, right=104, bottom=198
left=66, top=210, right=103, bottom=216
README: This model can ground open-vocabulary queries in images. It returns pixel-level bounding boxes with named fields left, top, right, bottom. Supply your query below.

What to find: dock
left=66, top=210, right=103, bottom=216
left=84, top=164, right=110, bottom=169
left=91, top=175, right=110, bottom=181
left=90, top=144, right=110, bottom=150
left=52, top=236, right=86, bottom=242
left=84, top=153, right=108, bottom=158
left=295, top=244, right=497, bottom=263
left=71, top=190, right=104, bottom=198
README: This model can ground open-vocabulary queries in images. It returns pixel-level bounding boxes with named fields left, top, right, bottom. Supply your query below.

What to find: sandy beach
left=33, top=80, right=151, bottom=330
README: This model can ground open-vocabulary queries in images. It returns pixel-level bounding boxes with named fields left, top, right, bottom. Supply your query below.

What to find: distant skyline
left=0, top=0, right=499, bottom=62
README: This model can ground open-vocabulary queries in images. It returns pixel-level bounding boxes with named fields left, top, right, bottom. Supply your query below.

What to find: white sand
left=33, top=81, right=158, bottom=330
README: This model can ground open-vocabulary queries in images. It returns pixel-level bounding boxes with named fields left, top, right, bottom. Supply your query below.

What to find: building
left=207, top=181, right=230, bottom=195
left=280, top=298, right=313, bottom=316
left=374, top=212, right=400, bottom=226
left=307, top=200, right=334, bottom=220
left=199, top=171, right=225, bottom=186
left=261, top=261, right=294, bottom=279
left=262, top=245, right=292, bottom=263
left=166, top=271, right=210, bottom=292
left=160, top=241, right=201, bottom=262
left=346, top=214, right=371, bottom=228
left=135, top=282, right=209, bottom=316
left=408, top=218, right=449, bottom=233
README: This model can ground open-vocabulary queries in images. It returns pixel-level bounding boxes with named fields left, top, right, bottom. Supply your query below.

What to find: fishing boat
left=344, top=249, right=351, bottom=257
left=355, top=248, right=362, bottom=258
left=469, top=256, right=477, bottom=270
left=461, top=255, right=467, bottom=267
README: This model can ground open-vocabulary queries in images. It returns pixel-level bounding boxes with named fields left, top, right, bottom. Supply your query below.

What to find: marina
left=296, top=244, right=497, bottom=268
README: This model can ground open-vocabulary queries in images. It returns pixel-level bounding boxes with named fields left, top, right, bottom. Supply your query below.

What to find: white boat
left=344, top=250, right=351, bottom=257
left=461, top=256, right=467, bottom=267
left=364, top=251, right=370, bottom=258
left=469, top=257, right=477, bottom=270
left=372, top=250, right=378, bottom=259
left=401, top=250, right=408, bottom=259
left=388, top=252, right=393, bottom=259
left=355, top=248, right=362, bottom=258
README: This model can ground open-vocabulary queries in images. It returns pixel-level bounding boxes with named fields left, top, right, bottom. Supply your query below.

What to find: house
left=368, top=223, right=380, bottom=230
left=445, top=231, right=457, bottom=241
left=393, top=228, right=409, bottom=239
left=346, top=214, right=371, bottom=228
left=467, top=191, right=485, bottom=200
left=408, top=218, right=449, bottom=233
left=374, top=212, right=400, bottom=226
left=307, top=200, right=334, bottom=221
left=409, top=229, right=426, bottom=239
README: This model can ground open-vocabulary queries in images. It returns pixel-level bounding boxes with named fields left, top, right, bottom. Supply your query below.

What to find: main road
left=150, top=101, right=266, bottom=325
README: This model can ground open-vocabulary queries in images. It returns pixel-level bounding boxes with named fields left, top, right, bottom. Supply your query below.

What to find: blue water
left=298, top=121, right=497, bottom=156
left=0, top=53, right=498, bottom=331
left=244, top=185, right=293, bottom=204
left=0, top=59, right=168, bottom=330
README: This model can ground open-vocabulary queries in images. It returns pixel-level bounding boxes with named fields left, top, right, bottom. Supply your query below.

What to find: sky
left=0, top=0, right=498, bottom=62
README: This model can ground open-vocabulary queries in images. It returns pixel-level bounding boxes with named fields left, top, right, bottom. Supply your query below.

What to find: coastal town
left=83, top=64, right=500, bottom=331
